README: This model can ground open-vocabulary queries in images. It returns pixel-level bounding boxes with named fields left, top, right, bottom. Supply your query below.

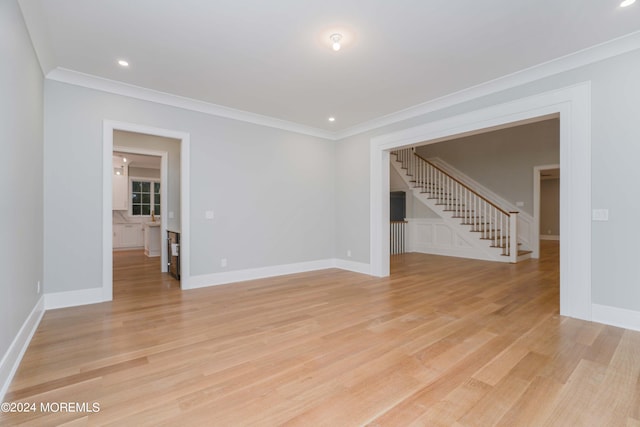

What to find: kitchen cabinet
left=144, top=223, right=161, bottom=257
left=112, top=174, right=128, bottom=210
left=113, top=223, right=143, bottom=249
left=112, top=155, right=128, bottom=210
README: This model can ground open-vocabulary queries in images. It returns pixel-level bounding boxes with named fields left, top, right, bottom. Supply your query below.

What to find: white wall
left=336, top=47, right=640, bottom=314
left=44, top=81, right=336, bottom=293
left=0, top=0, right=44, bottom=391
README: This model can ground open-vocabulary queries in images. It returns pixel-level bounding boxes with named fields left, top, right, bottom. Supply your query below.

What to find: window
left=131, top=180, right=160, bottom=216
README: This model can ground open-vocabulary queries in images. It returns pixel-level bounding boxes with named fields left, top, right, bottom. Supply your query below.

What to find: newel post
left=509, top=212, right=518, bottom=263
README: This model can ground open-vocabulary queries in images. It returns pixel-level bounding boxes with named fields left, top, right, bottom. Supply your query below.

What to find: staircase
left=391, top=148, right=532, bottom=263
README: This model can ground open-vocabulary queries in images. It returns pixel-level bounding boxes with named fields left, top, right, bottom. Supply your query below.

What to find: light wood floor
left=3, top=242, right=640, bottom=426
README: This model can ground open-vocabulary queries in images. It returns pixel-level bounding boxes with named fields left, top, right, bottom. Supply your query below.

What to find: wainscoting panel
left=407, top=218, right=492, bottom=261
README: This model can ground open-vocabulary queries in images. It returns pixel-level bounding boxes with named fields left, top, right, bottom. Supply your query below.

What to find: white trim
left=334, top=259, right=372, bottom=275
left=370, top=83, right=592, bottom=321
left=44, top=287, right=104, bottom=310
left=188, top=259, right=372, bottom=290
left=47, top=68, right=334, bottom=140
left=540, top=235, right=560, bottom=241
left=44, top=32, right=640, bottom=143
left=533, top=164, right=561, bottom=257
left=117, top=146, right=168, bottom=272
left=0, top=296, right=45, bottom=401
left=592, top=304, right=640, bottom=332
left=104, top=121, right=191, bottom=298
left=336, top=31, right=640, bottom=139
left=188, top=260, right=336, bottom=289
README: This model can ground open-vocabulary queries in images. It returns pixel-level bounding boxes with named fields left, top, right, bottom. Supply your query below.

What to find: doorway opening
left=533, top=165, right=560, bottom=259
left=102, top=121, right=191, bottom=301
left=370, top=83, right=591, bottom=321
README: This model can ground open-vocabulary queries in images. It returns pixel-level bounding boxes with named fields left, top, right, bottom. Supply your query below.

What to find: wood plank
left=1, top=242, right=639, bottom=425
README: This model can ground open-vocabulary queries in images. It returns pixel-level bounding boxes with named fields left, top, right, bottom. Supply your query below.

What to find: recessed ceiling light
left=118, top=59, right=129, bottom=67
left=620, top=0, right=636, bottom=7
left=123, top=157, right=127, bottom=163
left=328, top=117, right=336, bottom=122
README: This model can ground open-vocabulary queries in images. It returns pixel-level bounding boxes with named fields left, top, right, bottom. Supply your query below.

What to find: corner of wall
left=0, top=296, right=45, bottom=401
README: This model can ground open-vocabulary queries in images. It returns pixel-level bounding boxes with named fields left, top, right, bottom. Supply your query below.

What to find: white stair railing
left=390, top=220, right=407, bottom=255
left=392, top=148, right=519, bottom=262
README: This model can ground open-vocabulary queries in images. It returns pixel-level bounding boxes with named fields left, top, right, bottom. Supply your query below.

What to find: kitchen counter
left=144, top=223, right=161, bottom=257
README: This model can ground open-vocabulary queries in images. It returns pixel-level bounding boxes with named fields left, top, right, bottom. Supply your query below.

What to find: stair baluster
left=391, top=148, right=519, bottom=263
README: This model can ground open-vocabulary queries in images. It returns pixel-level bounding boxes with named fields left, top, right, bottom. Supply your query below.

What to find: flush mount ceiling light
left=620, top=0, right=636, bottom=6
left=117, top=59, right=129, bottom=67
left=328, top=116, right=336, bottom=122
left=330, top=34, right=342, bottom=51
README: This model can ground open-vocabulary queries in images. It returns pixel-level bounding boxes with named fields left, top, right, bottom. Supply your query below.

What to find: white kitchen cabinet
left=144, top=223, right=161, bottom=257
left=113, top=223, right=143, bottom=249
left=112, top=155, right=129, bottom=210
left=112, top=174, right=128, bottom=210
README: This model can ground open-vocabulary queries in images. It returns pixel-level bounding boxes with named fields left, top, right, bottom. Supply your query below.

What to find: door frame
left=103, top=120, right=190, bottom=300
left=370, top=82, right=591, bottom=321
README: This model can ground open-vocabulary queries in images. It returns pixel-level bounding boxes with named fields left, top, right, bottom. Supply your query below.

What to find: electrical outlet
left=221, top=258, right=227, bottom=267
left=205, top=210, right=214, bottom=220
left=37, top=280, right=41, bottom=293
left=169, top=211, right=174, bottom=219
left=347, top=250, right=352, bottom=257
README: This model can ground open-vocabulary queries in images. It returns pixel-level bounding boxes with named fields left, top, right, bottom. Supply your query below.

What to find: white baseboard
left=334, top=259, right=371, bottom=275
left=187, top=259, right=336, bottom=289
left=0, top=296, right=45, bottom=402
left=45, top=287, right=105, bottom=310
left=187, top=258, right=373, bottom=290
left=540, top=235, right=560, bottom=241
left=592, top=304, right=640, bottom=332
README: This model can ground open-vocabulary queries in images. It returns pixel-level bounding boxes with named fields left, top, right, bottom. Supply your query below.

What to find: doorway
left=370, top=83, right=591, bottom=321
left=112, top=147, right=167, bottom=290
left=533, top=165, right=560, bottom=259
left=102, top=121, right=191, bottom=301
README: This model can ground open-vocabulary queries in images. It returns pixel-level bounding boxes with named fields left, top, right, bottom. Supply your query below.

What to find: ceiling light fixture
left=123, top=157, right=127, bottom=162
left=620, top=0, right=636, bottom=7
left=330, top=34, right=342, bottom=51
left=118, top=59, right=129, bottom=67
left=328, top=117, right=336, bottom=122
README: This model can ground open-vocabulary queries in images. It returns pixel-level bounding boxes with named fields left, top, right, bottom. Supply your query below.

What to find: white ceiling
left=18, top=0, right=640, bottom=133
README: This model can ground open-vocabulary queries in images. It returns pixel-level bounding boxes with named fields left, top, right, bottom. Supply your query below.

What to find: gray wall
left=415, top=119, right=559, bottom=216
left=0, top=0, right=43, bottom=361
left=336, top=47, right=640, bottom=312
left=115, top=131, right=180, bottom=231
left=44, top=81, right=336, bottom=292
left=541, top=178, right=560, bottom=236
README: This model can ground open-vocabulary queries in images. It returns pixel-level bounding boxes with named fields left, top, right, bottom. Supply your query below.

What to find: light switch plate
left=205, top=210, right=214, bottom=220
left=592, top=209, right=609, bottom=221
left=169, top=211, right=174, bottom=219
left=515, top=201, right=524, bottom=207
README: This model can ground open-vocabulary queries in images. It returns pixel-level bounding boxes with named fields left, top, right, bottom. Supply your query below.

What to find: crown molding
left=46, top=30, right=640, bottom=142
left=45, top=68, right=336, bottom=140
left=334, top=30, right=640, bottom=140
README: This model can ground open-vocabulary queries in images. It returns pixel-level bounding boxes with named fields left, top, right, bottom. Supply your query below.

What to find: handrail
left=392, top=147, right=520, bottom=262
left=413, top=152, right=513, bottom=217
